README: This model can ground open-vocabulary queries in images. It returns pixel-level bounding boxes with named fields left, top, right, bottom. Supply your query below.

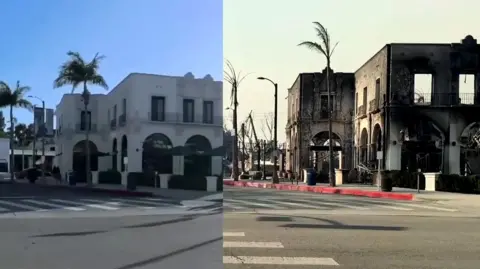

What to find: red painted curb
left=223, top=181, right=414, bottom=201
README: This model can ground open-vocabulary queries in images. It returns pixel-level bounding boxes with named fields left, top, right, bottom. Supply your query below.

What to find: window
left=363, top=87, right=367, bottom=107
left=320, top=95, right=329, bottom=119
left=203, top=101, right=214, bottom=124
left=122, top=98, right=126, bottom=115
left=151, top=96, right=165, bottom=121
left=107, top=109, right=110, bottom=122
left=183, top=99, right=195, bottom=122
left=80, top=111, right=92, bottom=130
left=113, top=105, right=117, bottom=119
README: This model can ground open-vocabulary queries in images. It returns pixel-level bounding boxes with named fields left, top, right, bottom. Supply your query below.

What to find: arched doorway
left=112, top=138, right=117, bottom=171
left=142, top=133, right=173, bottom=174
left=371, top=124, right=382, bottom=165
left=72, top=140, right=99, bottom=182
left=359, top=128, right=368, bottom=165
left=184, top=135, right=212, bottom=177
left=311, top=131, right=342, bottom=173
left=121, top=135, right=128, bottom=172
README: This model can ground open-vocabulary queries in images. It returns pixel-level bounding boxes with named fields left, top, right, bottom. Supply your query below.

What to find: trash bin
left=68, top=171, right=77, bottom=186
left=305, top=168, right=317, bottom=186
left=126, top=173, right=137, bottom=191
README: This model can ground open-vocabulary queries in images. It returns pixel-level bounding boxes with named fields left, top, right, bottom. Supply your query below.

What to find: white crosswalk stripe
left=0, top=200, right=46, bottom=211
left=223, top=231, right=339, bottom=266
left=223, top=197, right=458, bottom=212
left=23, top=199, right=85, bottom=211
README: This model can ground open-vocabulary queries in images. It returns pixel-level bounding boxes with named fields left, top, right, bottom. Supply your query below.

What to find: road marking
left=400, top=203, right=458, bottom=212
left=224, top=198, right=283, bottom=209
left=223, top=256, right=339, bottom=265
left=371, top=204, right=413, bottom=211
left=222, top=202, right=246, bottom=210
left=142, top=198, right=173, bottom=202
left=51, top=199, right=119, bottom=211
left=265, top=199, right=322, bottom=209
left=272, top=198, right=369, bottom=210
left=223, top=241, right=284, bottom=248
left=23, top=199, right=85, bottom=211
left=111, top=198, right=162, bottom=206
left=223, top=232, right=245, bottom=237
left=0, top=200, right=47, bottom=211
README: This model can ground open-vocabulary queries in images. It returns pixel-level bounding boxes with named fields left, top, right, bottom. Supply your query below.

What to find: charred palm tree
left=53, top=52, right=108, bottom=186
left=298, top=22, right=339, bottom=187
left=0, top=81, right=33, bottom=181
left=224, top=60, right=249, bottom=181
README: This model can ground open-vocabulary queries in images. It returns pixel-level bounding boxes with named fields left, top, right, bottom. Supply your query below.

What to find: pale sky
left=224, top=0, right=478, bottom=142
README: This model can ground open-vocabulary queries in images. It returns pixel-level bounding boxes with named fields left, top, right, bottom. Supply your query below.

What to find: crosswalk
left=223, top=231, right=339, bottom=266
left=0, top=197, right=191, bottom=214
left=223, top=197, right=459, bottom=213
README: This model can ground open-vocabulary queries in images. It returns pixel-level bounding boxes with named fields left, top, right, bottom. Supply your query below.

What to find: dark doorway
left=121, top=135, right=128, bottom=172
left=142, top=133, right=173, bottom=174
left=184, top=135, right=212, bottom=177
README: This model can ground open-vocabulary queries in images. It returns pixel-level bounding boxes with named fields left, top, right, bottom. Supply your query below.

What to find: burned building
left=354, top=35, right=480, bottom=175
left=285, top=69, right=355, bottom=177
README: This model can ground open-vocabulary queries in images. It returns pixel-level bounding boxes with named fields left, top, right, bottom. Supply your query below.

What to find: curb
left=223, top=181, right=415, bottom=201
left=29, top=183, right=155, bottom=197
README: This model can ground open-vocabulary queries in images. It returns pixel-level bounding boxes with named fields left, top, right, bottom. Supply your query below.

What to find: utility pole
left=241, top=123, right=246, bottom=173
left=32, top=106, right=36, bottom=169
left=327, top=65, right=335, bottom=187
left=232, top=85, right=239, bottom=181
left=273, top=83, right=279, bottom=183
left=41, top=100, right=46, bottom=181
left=262, top=140, right=267, bottom=180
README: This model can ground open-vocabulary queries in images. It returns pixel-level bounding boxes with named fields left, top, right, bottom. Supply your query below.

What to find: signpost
left=376, top=151, right=383, bottom=191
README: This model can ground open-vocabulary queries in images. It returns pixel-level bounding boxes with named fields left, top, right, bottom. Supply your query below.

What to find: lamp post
left=257, top=76, right=279, bottom=184
left=28, top=95, right=46, bottom=180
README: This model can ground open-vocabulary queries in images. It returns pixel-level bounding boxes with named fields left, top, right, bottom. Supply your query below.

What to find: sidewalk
left=414, top=191, right=480, bottom=208
left=224, top=179, right=416, bottom=201
left=17, top=178, right=219, bottom=201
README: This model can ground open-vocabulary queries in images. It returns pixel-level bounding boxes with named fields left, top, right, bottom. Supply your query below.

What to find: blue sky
left=0, top=0, right=222, bottom=126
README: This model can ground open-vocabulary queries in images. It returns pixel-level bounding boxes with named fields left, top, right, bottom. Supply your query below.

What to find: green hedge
left=98, top=170, right=122, bottom=184
left=168, top=175, right=207, bottom=191
left=436, top=174, right=480, bottom=194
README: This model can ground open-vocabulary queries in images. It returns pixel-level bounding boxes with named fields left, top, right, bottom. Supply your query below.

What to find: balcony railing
left=414, top=92, right=478, bottom=106
left=75, top=123, right=97, bottom=133
left=118, top=114, right=126, bottom=127
left=369, top=98, right=379, bottom=112
left=147, top=112, right=222, bottom=126
left=357, top=105, right=366, bottom=116
left=110, top=119, right=117, bottom=130
left=299, top=110, right=347, bottom=121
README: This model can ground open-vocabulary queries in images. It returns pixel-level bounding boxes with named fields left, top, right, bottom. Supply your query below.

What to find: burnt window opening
left=362, top=87, right=367, bottom=107
left=375, top=79, right=381, bottom=107
left=459, top=74, right=475, bottom=105
left=319, top=94, right=334, bottom=119
left=413, top=74, right=433, bottom=105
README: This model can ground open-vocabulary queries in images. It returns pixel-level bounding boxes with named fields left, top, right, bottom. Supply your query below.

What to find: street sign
left=376, top=151, right=383, bottom=160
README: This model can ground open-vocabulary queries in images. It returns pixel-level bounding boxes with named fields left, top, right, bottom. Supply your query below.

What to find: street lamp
left=28, top=95, right=46, bottom=180
left=257, top=76, right=279, bottom=184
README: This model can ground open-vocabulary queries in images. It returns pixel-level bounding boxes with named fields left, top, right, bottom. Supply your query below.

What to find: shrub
left=436, top=174, right=480, bottom=194
left=126, top=172, right=145, bottom=190
left=98, top=170, right=122, bottom=184
left=168, top=175, right=207, bottom=191
left=315, top=171, right=329, bottom=183
left=346, top=169, right=358, bottom=184
left=239, top=173, right=250, bottom=180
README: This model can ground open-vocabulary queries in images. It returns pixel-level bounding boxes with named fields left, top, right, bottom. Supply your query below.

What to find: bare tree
left=224, top=60, right=249, bottom=181
left=260, top=113, right=274, bottom=142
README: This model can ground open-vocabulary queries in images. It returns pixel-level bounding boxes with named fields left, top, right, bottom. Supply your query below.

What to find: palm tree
left=298, top=22, right=339, bottom=187
left=224, top=60, right=249, bottom=181
left=0, top=81, right=33, bottom=181
left=53, top=51, right=109, bottom=186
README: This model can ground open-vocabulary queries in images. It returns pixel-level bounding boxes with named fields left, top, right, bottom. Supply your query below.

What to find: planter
left=380, top=175, right=392, bottom=192
left=126, top=174, right=137, bottom=191
left=205, top=176, right=217, bottom=192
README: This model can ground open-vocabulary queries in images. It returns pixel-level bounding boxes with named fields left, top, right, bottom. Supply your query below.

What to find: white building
left=55, top=72, right=223, bottom=182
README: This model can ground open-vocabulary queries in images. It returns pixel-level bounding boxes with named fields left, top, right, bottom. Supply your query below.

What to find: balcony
left=414, top=92, right=479, bottom=106
left=369, top=99, right=379, bottom=112
left=110, top=119, right=117, bottom=130
left=299, top=110, right=347, bottom=122
left=118, top=114, right=126, bottom=127
left=75, top=123, right=97, bottom=133
left=357, top=105, right=366, bottom=116
left=147, top=112, right=222, bottom=126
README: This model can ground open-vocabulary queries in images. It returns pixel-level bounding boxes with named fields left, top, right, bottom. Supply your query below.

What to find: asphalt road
left=0, top=183, right=222, bottom=218
left=0, top=183, right=223, bottom=269
left=224, top=186, right=467, bottom=216
left=224, top=212, right=480, bottom=269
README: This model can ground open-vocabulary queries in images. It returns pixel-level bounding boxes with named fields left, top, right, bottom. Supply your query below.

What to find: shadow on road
left=256, top=214, right=407, bottom=231
left=279, top=223, right=406, bottom=231
left=32, top=230, right=106, bottom=238
left=112, top=237, right=222, bottom=269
